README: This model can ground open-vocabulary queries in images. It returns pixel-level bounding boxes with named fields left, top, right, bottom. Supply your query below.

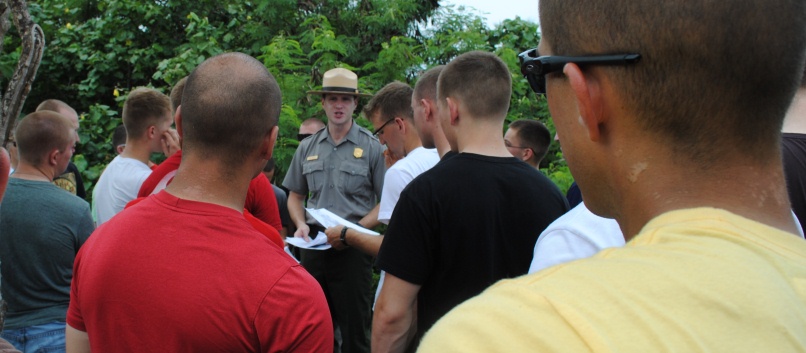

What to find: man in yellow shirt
left=418, top=0, right=806, bottom=351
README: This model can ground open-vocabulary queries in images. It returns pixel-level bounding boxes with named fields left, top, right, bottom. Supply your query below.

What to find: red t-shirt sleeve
left=138, top=151, right=182, bottom=198
left=67, top=247, right=86, bottom=332
left=245, top=174, right=282, bottom=233
left=243, top=210, right=284, bottom=249
left=255, top=266, right=333, bottom=353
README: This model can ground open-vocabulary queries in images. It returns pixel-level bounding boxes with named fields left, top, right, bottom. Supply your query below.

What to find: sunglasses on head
left=518, top=48, right=641, bottom=95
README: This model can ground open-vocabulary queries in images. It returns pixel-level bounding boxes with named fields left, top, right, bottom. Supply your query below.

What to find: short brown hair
left=437, top=51, right=511, bottom=119
left=15, top=111, right=73, bottom=166
left=363, top=81, right=414, bottom=123
left=170, top=77, right=188, bottom=113
left=36, top=99, right=74, bottom=115
left=414, top=66, right=444, bottom=102
left=181, top=53, right=281, bottom=164
left=122, top=87, right=171, bottom=139
left=509, top=119, right=551, bottom=164
left=540, top=0, right=806, bottom=164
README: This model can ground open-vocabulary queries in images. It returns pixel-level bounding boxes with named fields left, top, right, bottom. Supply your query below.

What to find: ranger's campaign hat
left=307, top=68, right=372, bottom=97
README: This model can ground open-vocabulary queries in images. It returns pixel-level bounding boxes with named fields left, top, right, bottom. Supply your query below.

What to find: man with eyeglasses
left=283, top=68, right=385, bottom=353
left=419, top=0, right=806, bottom=351
left=504, top=119, right=551, bottom=169
left=372, top=51, right=568, bottom=353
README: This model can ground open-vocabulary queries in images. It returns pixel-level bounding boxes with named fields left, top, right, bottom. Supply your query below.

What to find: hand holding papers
left=286, top=208, right=380, bottom=250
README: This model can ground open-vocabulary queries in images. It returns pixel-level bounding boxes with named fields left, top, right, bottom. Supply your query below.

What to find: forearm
left=287, top=192, right=308, bottom=229
left=66, top=324, right=90, bottom=353
left=372, top=306, right=414, bottom=353
left=359, top=203, right=381, bottom=229
left=345, top=229, right=384, bottom=257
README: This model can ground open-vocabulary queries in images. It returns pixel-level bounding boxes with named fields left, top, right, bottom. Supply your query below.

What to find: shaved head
left=181, top=52, right=282, bottom=164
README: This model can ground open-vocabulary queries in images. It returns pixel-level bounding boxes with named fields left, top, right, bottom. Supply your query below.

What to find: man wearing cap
left=283, top=68, right=385, bottom=353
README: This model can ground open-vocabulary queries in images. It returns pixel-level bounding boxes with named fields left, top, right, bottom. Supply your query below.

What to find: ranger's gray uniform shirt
left=283, top=122, right=385, bottom=224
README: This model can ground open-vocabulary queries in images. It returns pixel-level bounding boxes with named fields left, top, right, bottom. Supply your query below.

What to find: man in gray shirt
left=283, top=68, right=385, bottom=353
left=0, top=111, right=94, bottom=352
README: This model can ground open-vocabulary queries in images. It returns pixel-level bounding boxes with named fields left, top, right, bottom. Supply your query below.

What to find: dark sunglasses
left=372, top=118, right=396, bottom=136
left=297, top=133, right=312, bottom=141
left=518, top=48, right=641, bottom=95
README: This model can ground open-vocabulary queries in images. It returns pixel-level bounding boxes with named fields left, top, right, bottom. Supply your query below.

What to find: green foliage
left=2, top=0, right=572, bottom=198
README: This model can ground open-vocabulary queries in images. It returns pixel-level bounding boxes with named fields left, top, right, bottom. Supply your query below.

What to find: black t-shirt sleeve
left=376, top=180, right=434, bottom=285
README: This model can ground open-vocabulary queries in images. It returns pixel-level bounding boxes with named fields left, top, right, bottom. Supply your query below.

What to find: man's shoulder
left=8, top=179, right=88, bottom=209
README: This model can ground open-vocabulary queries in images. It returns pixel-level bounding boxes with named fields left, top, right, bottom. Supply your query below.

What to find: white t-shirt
left=377, top=147, right=440, bottom=224
left=375, top=146, right=440, bottom=306
left=529, top=202, right=625, bottom=273
left=92, top=156, right=152, bottom=225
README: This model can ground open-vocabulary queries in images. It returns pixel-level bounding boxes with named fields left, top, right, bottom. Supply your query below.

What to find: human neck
left=431, top=127, right=453, bottom=158
left=328, top=119, right=353, bottom=144
left=454, top=118, right=511, bottom=157
left=12, top=163, right=54, bottom=182
left=120, top=139, right=154, bottom=165
left=611, top=154, right=798, bottom=239
left=782, top=88, right=806, bottom=133
left=403, top=130, right=423, bottom=156
left=164, top=154, right=252, bottom=212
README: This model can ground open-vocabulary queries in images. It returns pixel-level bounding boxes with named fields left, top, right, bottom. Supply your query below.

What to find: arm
left=359, top=203, right=381, bottom=229
left=66, top=324, right=90, bottom=353
left=246, top=175, right=283, bottom=232
left=288, top=191, right=311, bottom=241
left=372, top=273, right=421, bottom=353
left=324, top=226, right=384, bottom=256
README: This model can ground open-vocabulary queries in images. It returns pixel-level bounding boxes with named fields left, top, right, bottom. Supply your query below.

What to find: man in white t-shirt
left=92, top=87, right=175, bottom=225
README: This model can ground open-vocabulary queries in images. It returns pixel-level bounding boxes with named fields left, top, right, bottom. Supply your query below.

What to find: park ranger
left=283, top=68, right=385, bottom=353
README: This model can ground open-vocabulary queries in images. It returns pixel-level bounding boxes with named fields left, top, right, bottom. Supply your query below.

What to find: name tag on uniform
left=354, top=148, right=363, bottom=158
left=306, top=155, right=319, bottom=161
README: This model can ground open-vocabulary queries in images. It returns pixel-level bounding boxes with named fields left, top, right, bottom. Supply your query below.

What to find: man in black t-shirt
left=372, top=52, right=569, bottom=353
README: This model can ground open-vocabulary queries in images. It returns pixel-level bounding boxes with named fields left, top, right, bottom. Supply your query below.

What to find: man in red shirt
left=66, top=53, right=333, bottom=352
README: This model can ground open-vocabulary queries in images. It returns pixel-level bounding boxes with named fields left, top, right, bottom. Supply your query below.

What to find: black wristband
left=340, top=226, right=349, bottom=246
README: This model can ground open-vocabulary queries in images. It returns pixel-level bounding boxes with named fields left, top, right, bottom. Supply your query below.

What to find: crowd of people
left=1, top=0, right=806, bottom=351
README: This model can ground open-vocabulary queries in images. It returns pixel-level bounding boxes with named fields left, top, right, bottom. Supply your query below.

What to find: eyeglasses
left=504, top=140, right=528, bottom=149
left=297, top=133, right=312, bottom=141
left=373, top=118, right=396, bottom=136
left=518, top=48, right=641, bottom=95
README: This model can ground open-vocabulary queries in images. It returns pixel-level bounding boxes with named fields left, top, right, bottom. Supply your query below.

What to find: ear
left=259, top=126, right=280, bottom=160
left=446, top=97, right=460, bottom=126
left=175, top=106, right=184, bottom=139
left=421, top=99, right=433, bottom=122
left=147, top=125, right=157, bottom=140
left=523, top=147, right=534, bottom=162
left=47, top=149, right=60, bottom=167
left=565, top=63, right=605, bottom=143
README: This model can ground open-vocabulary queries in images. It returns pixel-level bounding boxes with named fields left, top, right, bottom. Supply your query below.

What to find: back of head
left=363, top=81, right=414, bottom=122
left=414, top=66, right=445, bottom=102
left=181, top=52, right=281, bottom=164
left=301, top=117, right=325, bottom=131
left=540, top=0, right=806, bottom=165
left=122, top=87, right=171, bottom=139
left=509, top=119, right=551, bottom=164
left=438, top=51, right=511, bottom=119
left=15, top=111, right=73, bottom=166
left=36, top=99, right=78, bottom=126
left=170, top=77, right=188, bottom=113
